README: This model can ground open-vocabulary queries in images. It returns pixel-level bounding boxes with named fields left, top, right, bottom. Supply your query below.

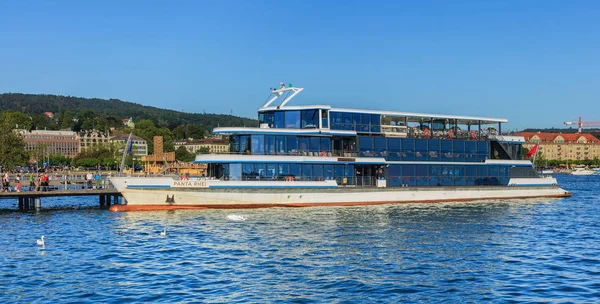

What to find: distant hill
left=0, top=93, right=257, bottom=130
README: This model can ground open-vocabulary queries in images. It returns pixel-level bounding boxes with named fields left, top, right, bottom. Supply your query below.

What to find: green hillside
left=0, top=93, right=257, bottom=131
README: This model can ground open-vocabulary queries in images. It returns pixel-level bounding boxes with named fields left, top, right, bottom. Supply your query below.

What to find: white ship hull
left=109, top=177, right=570, bottom=211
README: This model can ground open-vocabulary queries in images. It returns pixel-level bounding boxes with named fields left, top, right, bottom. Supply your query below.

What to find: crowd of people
left=0, top=171, right=105, bottom=192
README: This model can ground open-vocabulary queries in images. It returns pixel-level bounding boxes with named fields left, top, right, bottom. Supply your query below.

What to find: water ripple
left=1, top=175, right=599, bottom=302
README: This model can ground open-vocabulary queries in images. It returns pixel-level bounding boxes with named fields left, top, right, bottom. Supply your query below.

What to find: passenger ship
left=109, top=84, right=570, bottom=211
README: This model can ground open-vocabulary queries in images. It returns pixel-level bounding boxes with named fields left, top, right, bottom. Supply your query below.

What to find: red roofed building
left=516, top=132, right=600, bottom=161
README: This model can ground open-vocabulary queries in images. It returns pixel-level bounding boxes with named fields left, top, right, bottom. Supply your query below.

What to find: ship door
left=355, top=165, right=378, bottom=186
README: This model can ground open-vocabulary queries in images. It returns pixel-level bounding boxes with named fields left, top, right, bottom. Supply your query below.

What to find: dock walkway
left=0, top=188, right=122, bottom=210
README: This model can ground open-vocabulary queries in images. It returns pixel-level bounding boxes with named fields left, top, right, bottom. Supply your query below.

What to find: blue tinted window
left=240, top=135, right=250, bottom=154
left=267, top=164, right=277, bottom=178
left=259, top=112, right=274, bottom=126
left=359, top=137, right=374, bottom=156
left=489, top=165, right=499, bottom=177
left=465, top=141, right=477, bottom=162
left=298, top=137, right=309, bottom=153
left=441, top=164, right=454, bottom=186
left=466, top=165, right=477, bottom=177
left=230, top=135, right=240, bottom=153
left=441, top=140, right=453, bottom=161
left=415, top=138, right=428, bottom=161
left=454, top=165, right=466, bottom=185
left=430, top=165, right=442, bottom=186
left=499, top=166, right=509, bottom=177
left=284, top=111, right=301, bottom=128
left=251, top=135, right=264, bottom=155
left=255, top=163, right=267, bottom=178
left=335, top=165, right=344, bottom=182
left=352, top=113, right=361, bottom=131
left=290, top=164, right=301, bottom=178
left=453, top=140, right=465, bottom=161
left=343, top=113, right=352, bottom=130
left=402, top=138, right=415, bottom=160
left=402, top=164, right=416, bottom=186
left=403, top=164, right=416, bottom=176
left=344, top=165, right=355, bottom=185
left=301, top=110, right=319, bottom=129
left=428, top=139, right=440, bottom=161
left=302, top=164, right=313, bottom=181
left=371, top=114, right=381, bottom=133
left=478, top=141, right=489, bottom=158
left=388, top=165, right=402, bottom=187
left=388, top=138, right=401, bottom=160
left=374, top=137, right=387, bottom=154
left=243, top=163, right=254, bottom=180
left=321, top=138, right=331, bottom=153
left=265, top=136, right=275, bottom=155
left=330, top=112, right=343, bottom=130
left=314, top=164, right=323, bottom=180
left=279, top=164, right=290, bottom=176
left=310, top=137, right=321, bottom=152
left=321, top=110, right=328, bottom=128
left=416, top=165, right=429, bottom=186
left=361, top=114, right=371, bottom=132
left=388, top=138, right=401, bottom=152
left=274, top=111, right=285, bottom=128
left=477, top=166, right=488, bottom=178
left=229, top=163, right=242, bottom=180
left=275, top=136, right=286, bottom=154
left=324, top=165, right=334, bottom=180
left=287, top=136, right=297, bottom=153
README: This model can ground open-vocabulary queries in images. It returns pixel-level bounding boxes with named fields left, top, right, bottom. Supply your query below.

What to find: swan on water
left=36, top=236, right=45, bottom=247
left=227, top=215, right=247, bottom=221
left=160, top=228, right=167, bottom=236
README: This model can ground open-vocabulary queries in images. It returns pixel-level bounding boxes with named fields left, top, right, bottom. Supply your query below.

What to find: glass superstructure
left=197, top=85, right=536, bottom=188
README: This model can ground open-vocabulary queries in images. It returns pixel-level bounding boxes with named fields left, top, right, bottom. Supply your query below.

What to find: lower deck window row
left=215, top=163, right=528, bottom=186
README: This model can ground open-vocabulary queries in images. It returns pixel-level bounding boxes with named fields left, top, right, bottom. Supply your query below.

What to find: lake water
left=1, top=175, right=599, bottom=303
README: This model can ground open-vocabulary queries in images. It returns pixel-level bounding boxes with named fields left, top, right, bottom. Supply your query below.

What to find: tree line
left=0, top=93, right=256, bottom=170
left=0, top=93, right=257, bottom=132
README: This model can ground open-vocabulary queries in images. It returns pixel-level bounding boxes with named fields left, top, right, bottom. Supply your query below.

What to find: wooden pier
left=0, top=189, right=123, bottom=210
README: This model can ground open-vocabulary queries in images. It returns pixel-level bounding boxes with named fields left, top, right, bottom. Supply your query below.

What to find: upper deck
left=216, top=84, right=515, bottom=142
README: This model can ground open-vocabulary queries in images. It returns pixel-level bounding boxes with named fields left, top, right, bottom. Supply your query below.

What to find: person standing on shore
left=43, top=173, right=49, bottom=191
left=86, top=172, right=93, bottom=190
left=1, top=172, right=8, bottom=192
left=16, top=174, right=21, bottom=192
left=29, top=172, right=35, bottom=191
left=94, top=171, right=101, bottom=190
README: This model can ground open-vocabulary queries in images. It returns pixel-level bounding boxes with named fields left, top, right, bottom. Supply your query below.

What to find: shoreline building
left=17, top=129, right=80, bottom=158
left=78, top=130, right=110, bottom=152
left=109, top=132, right=148, bottom=157
left=174, top=138, right=229, bottom=154
left=517, top=132, right=600, bottom=161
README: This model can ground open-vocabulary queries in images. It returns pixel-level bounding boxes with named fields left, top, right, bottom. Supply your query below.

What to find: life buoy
left=423, top=128, right=431, bottom=138
left=447, top=129, right=455, bottom=139
left=180, top=175, right=189, bottom=181
left=285, top=176, right=295, bottom=182
left=470, top=130, right=477, bottom=140
left=319, top=151, right=328, bottom=157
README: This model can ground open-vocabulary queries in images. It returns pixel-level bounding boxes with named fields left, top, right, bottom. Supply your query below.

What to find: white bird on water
left=227, top=215, right=247, bottom=221
left=160, top=228, right=167, bottom=236
left=36, top=236, right=45, bottom=247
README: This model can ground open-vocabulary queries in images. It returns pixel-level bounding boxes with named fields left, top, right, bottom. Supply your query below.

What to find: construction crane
left=563, top=117, right=600, bottom=133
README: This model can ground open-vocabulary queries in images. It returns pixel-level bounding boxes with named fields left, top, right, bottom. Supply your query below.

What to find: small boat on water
left=540, top=169, right=554, bottom=175
left=109, top=84, right=571, bottom=212
left=570, top=168, right=595, bottom=176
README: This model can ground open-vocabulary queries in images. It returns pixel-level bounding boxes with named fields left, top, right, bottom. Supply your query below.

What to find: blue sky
left=1, top=0, right=599, bottom=130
